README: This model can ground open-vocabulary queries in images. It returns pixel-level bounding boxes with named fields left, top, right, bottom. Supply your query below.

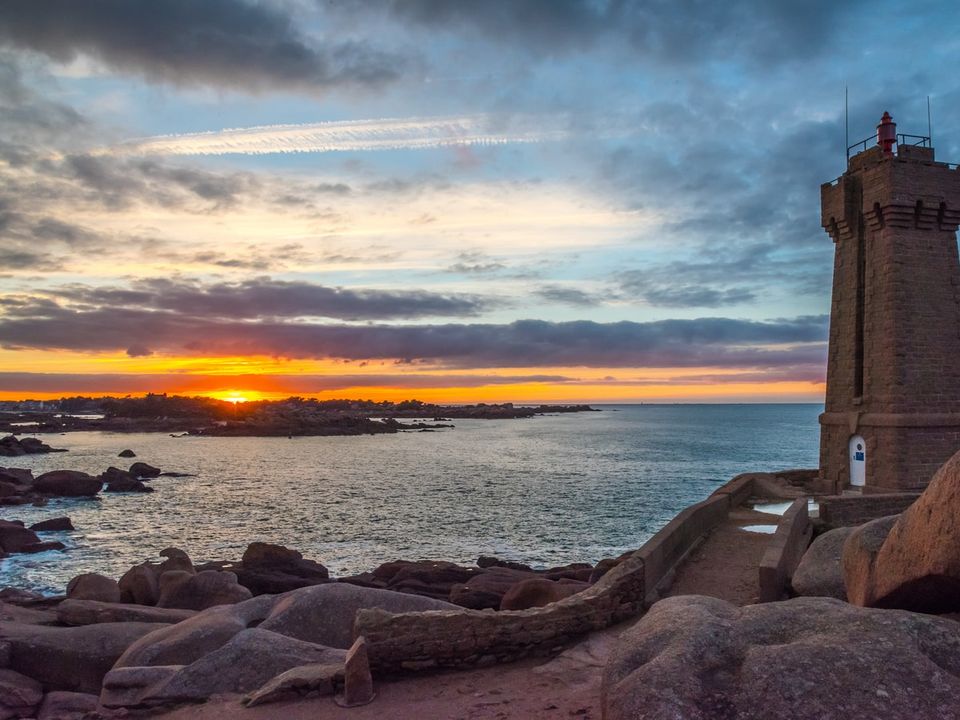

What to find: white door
left=849, top=435, right=866, bottom=487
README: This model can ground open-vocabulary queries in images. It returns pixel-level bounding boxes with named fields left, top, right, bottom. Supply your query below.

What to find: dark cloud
left=0, top=0, right=405, bottom=93
left=534, top=285, right=606, bottom=307
left=0, top=249, right=63, bottom=271
left=0, top=372, right=575, bottom=395
left=366, top=0, right=865, bottom=66
left=0, top=297, right=828, bottom=368
left=52, top=277, right=492, bottom=321
left=446, top=251, right=506, bottom=275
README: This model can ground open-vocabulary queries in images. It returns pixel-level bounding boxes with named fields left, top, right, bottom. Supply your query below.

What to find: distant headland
left=0, top=394, right=598, bottom=437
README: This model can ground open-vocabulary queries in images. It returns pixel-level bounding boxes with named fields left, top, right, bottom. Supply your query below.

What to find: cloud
left=0, top=0, right=404, bottom=93
left=0, top=297, right=828, bottom=368
left=101, top=113, right=577, bottom=157
left=364, top=0, right=865, bottom=66
left=52, top=277, right=492, bottom=321
left=0, top=371, right=575, bottom=395
left=534, top=284, right=606, bottom=307
left=446, top=251, right=506, bottom=275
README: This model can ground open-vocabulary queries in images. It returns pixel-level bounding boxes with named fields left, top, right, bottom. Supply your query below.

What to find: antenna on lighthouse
left=845, top=86, right=849, bottom=162
left=928, top=95, right=933, bottom=146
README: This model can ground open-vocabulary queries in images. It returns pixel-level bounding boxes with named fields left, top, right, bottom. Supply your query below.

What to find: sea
left=0, top=404, right=823, bottom=595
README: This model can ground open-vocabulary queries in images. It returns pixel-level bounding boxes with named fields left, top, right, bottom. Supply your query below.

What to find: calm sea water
left=1, top=404, right=822, bottom=595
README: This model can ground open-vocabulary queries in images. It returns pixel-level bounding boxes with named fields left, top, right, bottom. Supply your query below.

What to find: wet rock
left=499, top=577, right=589, bottom=610
left=0, top=521, right=41, bottom=554
left=244, top=662, right=342, bottom=707
left=20, top=540, right=65, bottom=554
left=156, top=570, right=252, bottom=611
left=235, top=542, right=330, bottom=595
left=792, top=526, right=854, bottom=600
left=867, top=450, right=960, bottom=612
left=66, top=573, right=121, bottom=604
left=33, top=471, right=101, bottom=497
left=0, top=436, right=64, bottom=457
left=28, top=517, right=73, bottom=532
left=100, top=467, right=153, bottom=493
left=603, top=595, right=960, bottom=720
left=842, top=515, right=899, bottom=606
left=119, top=563, right=160, bottom=606
left=118, top=449, right=136, bottom=458
left=103, top=629, right=346, bottom=707
left=370, top=559, right=480, bottom=601
left=128, top=462, right=161, bottom=478
left=0, top=621, right=167, bottom=693
left=0, top=668, right=42, bottom=719
left=0, top=469, right=32, bottom=487
left=337, top=636, right=374, bottom=707
left=477, top=556, right=533, bottom=572
left=57, top=599, right=196, bottom=627
left=36, top=690, right=98, bottom=720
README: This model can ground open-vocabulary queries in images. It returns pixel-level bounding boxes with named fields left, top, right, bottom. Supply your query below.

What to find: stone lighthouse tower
left=819, top=112, right=960, bottom=493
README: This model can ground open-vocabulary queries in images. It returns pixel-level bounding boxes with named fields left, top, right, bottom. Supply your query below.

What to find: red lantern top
left=877, top=111, right=897, bottom=155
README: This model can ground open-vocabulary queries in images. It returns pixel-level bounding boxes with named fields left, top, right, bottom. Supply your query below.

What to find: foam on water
left=0, top=404, right=822, bottom=594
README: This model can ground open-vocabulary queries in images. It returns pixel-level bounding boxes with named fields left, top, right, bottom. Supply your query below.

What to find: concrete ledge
left=819, top=493, right=919, bottom=528
left=711, top=474, right=755, bottom=508
left=637, top=494, right=730, bottom=602
left=758, top=498, right=812, bottom=602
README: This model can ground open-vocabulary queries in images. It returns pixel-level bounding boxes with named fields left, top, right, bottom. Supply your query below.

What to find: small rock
left=119, top=563, right=160, bottom=606
left=337, top=637, right=374, bottom=708
left=0, top=521, right=42, bottom=554
left=29, top=517, right=74, bottom=532
left=244, top=662, right=342, bottom=707
left=118, top=449, right=136, bottom=458
left=129, top=462, right=161, bottom=478
left=499, top=577, right=588, bottom=610
left=156, top=570, right=252, bottom=611
left=792, top=526, right=854, bottom=600
left=0, top=668, right=43, bottom=718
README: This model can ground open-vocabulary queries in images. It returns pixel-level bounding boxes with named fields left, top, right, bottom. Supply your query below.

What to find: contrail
left=100, top=113, right=579, bottom=157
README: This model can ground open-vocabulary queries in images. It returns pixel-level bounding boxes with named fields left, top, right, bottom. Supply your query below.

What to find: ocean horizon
left=1, top=403, right=823, bottom=595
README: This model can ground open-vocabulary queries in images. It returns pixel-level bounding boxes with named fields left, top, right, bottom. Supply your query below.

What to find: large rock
left=0, top=521, right=41, bottom=554
left=868, top=451, right=960, bottom=612
left=0, top=668, right=42, bottom=718
left=792, top=526, right=854, bottom=600
left=499, top=577, right=588, bottom=610
left=114, top=595, right=278, bottom=669
left=102, top=629, right=346, bottom=707
left=370, top=559, right=480, bottom=601
left=235, top=542, right=330, bottom=595
left=244, top=662, right=342, bottom=707
left=57, top=599, right=196, bottom=626
left=36, top=691, right=98, bottom=720
left=66, top=573, right=121, bottom=604
left=116, top=583, right=457, bottom=673
left=119, top=562, right=160, bottom=606
left=156, top=570, right=252, bottom=611
left=158, top=547, right=194, bottom=574
left=0, top=621, right=167, bottom=693
left=841, top=515, right=899, bottom=606
left=258, top=583, right=457, bottom=649
left=603, top=595, right=960, bottom=720
left=33, top=471, right=101, bottom=497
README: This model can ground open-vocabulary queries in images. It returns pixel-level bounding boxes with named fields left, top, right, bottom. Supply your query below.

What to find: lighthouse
left=819, top=112, right=960, bottom=493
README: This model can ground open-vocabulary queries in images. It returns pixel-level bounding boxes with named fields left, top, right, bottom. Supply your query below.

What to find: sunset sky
left=1, top=0, right=959, bottom=403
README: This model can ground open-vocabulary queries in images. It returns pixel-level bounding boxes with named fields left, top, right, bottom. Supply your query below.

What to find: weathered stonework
left=819, top=137, right=960, bottom=493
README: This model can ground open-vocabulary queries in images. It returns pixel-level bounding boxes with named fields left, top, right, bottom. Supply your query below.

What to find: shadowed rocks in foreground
left=603, top=594, right=960, bottom=720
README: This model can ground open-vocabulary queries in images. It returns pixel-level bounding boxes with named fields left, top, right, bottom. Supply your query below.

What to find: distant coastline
left=0, top=394, right=598, bottom=437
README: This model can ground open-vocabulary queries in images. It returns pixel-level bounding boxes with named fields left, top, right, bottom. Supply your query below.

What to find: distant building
left=819, top=112, right=960, bottom=493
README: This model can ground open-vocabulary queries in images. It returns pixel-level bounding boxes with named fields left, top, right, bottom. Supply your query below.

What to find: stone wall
left=758, top=498, right=812, bottom=602
left=819, top=493, right=918, bottom=528
left=355, top=479, right=753, bottom=674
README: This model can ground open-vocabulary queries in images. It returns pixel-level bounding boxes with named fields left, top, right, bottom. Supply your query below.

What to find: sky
left=1, top=0, right=959, bottom=404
